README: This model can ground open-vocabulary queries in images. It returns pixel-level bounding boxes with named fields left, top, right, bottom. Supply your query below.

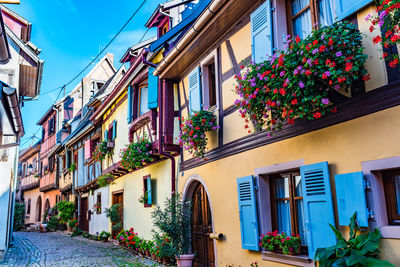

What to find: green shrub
left=151, top=194, right=192, bottom=256
left=105, top=204, right=122, bottom=234
left=56, top=201, right=75, bottom=224
left=13, top=202, right=25, bottom=231
left=47, top=216, right=59, bottom=232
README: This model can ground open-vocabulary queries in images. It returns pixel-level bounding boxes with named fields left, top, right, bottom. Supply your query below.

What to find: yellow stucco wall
left=174, top=3, right=399, bottom=266
left=109, top=158, right=178, bottom=240
left=179, top=105, right=400, bottom=266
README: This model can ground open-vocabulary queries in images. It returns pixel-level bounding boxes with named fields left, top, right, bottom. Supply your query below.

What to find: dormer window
left=158, top=18, right=170, bottom=38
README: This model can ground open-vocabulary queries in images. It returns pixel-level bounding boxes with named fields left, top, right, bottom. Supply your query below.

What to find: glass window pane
left=277, top=200, right=292, bottom=235
left=296, top=199, right=308, bottom=245
left=291, top=0, right=310, bottom=15
left=275, top=177, right=290, bottom=198
left=294, top=175, right=302, bottom=197
left=139, top=86, right=149, bottom=116
left=394, top=175, right=400, bottom=215
left=318, top=0, right=334, bottom=27
left=293, top=9, right=312, bottom=39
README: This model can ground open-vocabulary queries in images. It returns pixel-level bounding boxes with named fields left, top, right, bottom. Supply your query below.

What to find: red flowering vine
left=366, top=0, right=400, bottom=68
left=234, top=21, right=368, bottom=134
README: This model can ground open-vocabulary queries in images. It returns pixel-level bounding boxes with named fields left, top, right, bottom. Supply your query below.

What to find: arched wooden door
left=191, top=183, right=215, bottom=267
left=36, top=196, right=42, bottom=222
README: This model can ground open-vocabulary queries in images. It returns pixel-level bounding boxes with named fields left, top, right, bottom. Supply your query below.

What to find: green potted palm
left=151, top=194, right=193, bottom=266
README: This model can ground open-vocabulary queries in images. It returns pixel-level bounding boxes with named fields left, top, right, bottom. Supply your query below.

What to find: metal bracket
left=365, top=179, right=371, bottom=190
left=368, top=209, right=375, bottom=219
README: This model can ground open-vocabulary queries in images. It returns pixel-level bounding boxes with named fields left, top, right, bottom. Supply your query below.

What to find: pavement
left=1, top=231, right=161, bottom=267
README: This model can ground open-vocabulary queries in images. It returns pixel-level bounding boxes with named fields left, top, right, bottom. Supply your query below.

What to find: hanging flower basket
left=366, top=0, right=400, bottom=68
left=178, top=109, right=219, bottom=158
left=92, top=140, right=108, bottom=161
left=120, top=138, right=153, bottom=170
left=234, top=21, right=368, bottom=135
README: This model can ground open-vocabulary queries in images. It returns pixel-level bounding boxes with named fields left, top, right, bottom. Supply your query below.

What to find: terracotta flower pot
left=157, top=257, right=162, bottom=263
left=176, top=254, right=195, bottom=267
left=145, top=250, right=150, bottom=257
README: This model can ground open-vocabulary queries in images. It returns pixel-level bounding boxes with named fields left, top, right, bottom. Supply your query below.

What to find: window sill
left=379, top=225, right=400, bottom=239
left=261, top=251, right=314, bottom=267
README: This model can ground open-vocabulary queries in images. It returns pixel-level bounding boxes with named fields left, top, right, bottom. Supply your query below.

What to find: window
left=203, top=60, right=217, bottom=108
left=48, top=115, right=56, bottom=135
left=158, top=20, right=169, bottom=37
left=96, top=193, right=102, bottom=214
left=287, top=0, right=334, bottom=39
left=138, top=85, right=150, bottom=116
left=143, top=175, right=153, bottom=207
left=383, top=170, right=400, bottom=225
left=88, top=164, right=94, bottom=181
left=27, top=199, right=31, bottom=214
left=270, top=172, right=307, bottom=247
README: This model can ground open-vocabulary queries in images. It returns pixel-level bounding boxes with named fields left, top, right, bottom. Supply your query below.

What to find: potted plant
left=234, top=21, right=368, bottom=135
left=93, top=202, right=101, bottom=213
left=138, top=189, right=148, bottom=205
left=99, top=231, right=111, bottom=242
left=178, top=109, right=219, bottom=158
left=56, top=201, right=75, bottom=228
left=120, top=137, right=153, bottom=170
left=315, top=213, right=394, bottom=266
left=93, top=140, right=109, bottom=161
left=151, top=194, right=193, bottom=267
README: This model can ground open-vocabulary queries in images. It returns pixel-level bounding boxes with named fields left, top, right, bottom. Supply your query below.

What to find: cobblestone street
left=1, top=232, right=160, bottom=267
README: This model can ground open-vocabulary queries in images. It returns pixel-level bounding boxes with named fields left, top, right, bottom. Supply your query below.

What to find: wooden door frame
left=112, top=190, right=124, bottom=238
left=182, top=174, right=217, bottom=266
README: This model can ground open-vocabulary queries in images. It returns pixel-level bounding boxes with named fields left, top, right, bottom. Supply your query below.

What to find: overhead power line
left=41, top=0, right=148, bottom=98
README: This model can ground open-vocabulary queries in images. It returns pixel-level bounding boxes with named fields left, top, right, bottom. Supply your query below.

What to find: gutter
left=153, top=0, right=227, bottom=77
left=1, top=84, right=24, bottom=139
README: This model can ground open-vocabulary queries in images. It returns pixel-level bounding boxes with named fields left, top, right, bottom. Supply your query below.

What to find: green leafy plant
left=68, top=162, right=76, bottom=173
left=105, top=204, right=122, bottom=234
left=315, top=213, right=394, bottom=266
left=96, top=173, right=114, bottom=188
left=366, top=0, right=400, bottom=68
left=93, top=140, right=108, bottom=161
left=99, top=231, right=111, bottom=241
left=138, top=189, right=148, bottom=204
left=46, top=216, right=59, bottom=232
left=56, top=201, right=75, bottom=224
left=13, top=202, right=25, bottom=231
left=178, top=109, right=219, bottom=158
left=120, top=137, right=153, bottom=170
left=151, top=193, right=192, bottom=257
left=235, top=21, right=368, bottom=135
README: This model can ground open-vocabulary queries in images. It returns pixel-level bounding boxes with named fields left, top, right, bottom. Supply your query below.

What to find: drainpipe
left=158, top=78, right=176, bottom=195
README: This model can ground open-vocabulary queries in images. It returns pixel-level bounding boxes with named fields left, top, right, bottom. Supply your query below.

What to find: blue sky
left=13, top=0, right=159, bottom=149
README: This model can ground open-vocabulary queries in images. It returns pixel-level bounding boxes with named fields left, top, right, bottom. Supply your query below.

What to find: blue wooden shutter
left=148, top=67, right=158, bottom=109
left=335, top=0, right=372, bottom=20
left=251, top=0, right=273, bottom=63
left=300, top=162, right=336, bottom=259
left=127, top=85, right=133, bottom=123
left=335, top=172, right=369, bottom=227
left=188, top=66, right=202, bottom=113
left=112, top=120, right=117, bottom=140
left=147, top=177, right=152, bottom=205
left=104, top=130, right=108, bottom=141
left=236, top=175, right=259, bottom=251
